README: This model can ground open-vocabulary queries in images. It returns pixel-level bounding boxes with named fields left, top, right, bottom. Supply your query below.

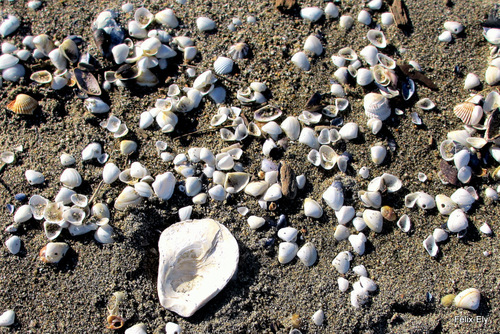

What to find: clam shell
left=363, top=209, right=383, bottom=233
left=300, top=7, right=324, bottom=22
left=339, top=15, right=354, bottom=30
left=0, top=53, right=19, bottom=70
left=254, top=105, right=282, bottom=122
left=5, top=235, right=21, bottom=255
left=332, top=251, right=352, bottom=274
left=338, top=47, right=357, bottom=61
left=0, top=15, right=20, bottom=37
left=360, top=45, right=378, bottom=66
left=396, top=214, right=411, bottom=232
left=7, top=94, right=38, bottom=115
left=444, top=21, right=464, bottom=34
left=423, top=235, right=438, bottom=257
left=213, top=56, right=233, bottom=75
left=447, top=209, right=468, bottom=233
left=278, top=242, right=298, bottom=264
left=196, top=16, right=216, bottom=31
left=73, top=68, right=101, bottom=96
left=453, top=102, right=476, bottom=124
left=364, top=93, right=391, bottom=121
left=357, top=10, right=371, bottom=25
left=291, top=51, right=310, bottom=71
left=135, top=7, right=154, bottom=29
left=114, top=186, right=143, bottom=211
left=367, top=30, right=387, bottom=48
left=228, top=42, right=249, bottom=60
left=158, top=219, right=238, bottom=317
left=60, top=168, right=82, bottom=188
left=453, top=288, right=480, bottom=310
left=14, top=204, right=33, bottom=223
left=464, top=73, right=480, bottom=90
left=280, top=116, right=300, bottom=140
left=297, top=242, right=317, bottom=266
left=25, top=169, right=44, bottom=185
left=349, top=234, right=366, bottom=255
left=322, top=182, right=344, bottom=211
left=60, top=38, right=79, bottom=64
left=304, top=35, right=323, bottom=56
left=155, top=9, right=179, bottom=28
left=325, top=3, right=339, bottom=18
left=416, top=98, right=436, bottom=110
left=304, top=198, right=323, bottom=218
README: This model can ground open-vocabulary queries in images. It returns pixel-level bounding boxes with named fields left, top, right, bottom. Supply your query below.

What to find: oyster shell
left=158, top=219, right=239, bottom=317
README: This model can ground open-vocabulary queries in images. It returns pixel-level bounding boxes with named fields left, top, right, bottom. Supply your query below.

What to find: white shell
left=360, top=45, right=378, bottom=66
left=364, top=93, right=391, bottom=121
left=152, top=172, right=176, bottom=200
left=263, top=183, right=282, bottom=202
left=196, top=16, right=216, bottom=31
left=332, top=251, right=352, bottom=274
left=14, top=204, right=33, bottom=223
left=396, top=214, right=411, bottom=232
left=278, top=242, right=298, bottom=264
left=322, top=183, right=344, bottom=211
left=450, top=188, right=475, bottom=211
left=42, top=242, right=69, bottom=263
left=304, top=35, right=323, bottom=56
left=82, top=142, right=102, bottom=161
left=48, top=49, right=67, bottom=71
left=5, top=236, right=21, bottom=255
left=213, top=56, right=233, bottom=75
left=325, top=3, right=339, bottom=18
left=312, top=309, right=324, bottom=326
left=356, top=68, right=373, bottom=86
left=155, top=9, right=178, bottom=28
left=278, top=227, right=298, bottom=242
left=447, top=209, right=468, bottom=233
left=124, top=323, right=147, bottom=334
left=330, top=83, right=345, bottom=97
left=261, top=121, right=282, bottom=140
left=457, top=166, right=472, bottom=184
left=304, top=198, right=323, bottom=218
left=114, top=186, right=143, bottom=211
left=335, top=206, right=355, bottom=225
left=479, top=223, right=492, bottom=235
left=367, top=118, right=383, bottom=134
left=370, top=145, right=387, bottom=165
left=339, top=122, right=359, bottom=140
left=416, top=98, right=436, bottom=110
left=247, top=216, right=266, bottom=230
left=60, top=168, right=82, bottom=188
left=423, top=235, right=438, bottom=257
left=433, top=228, right=448, bottom=243
left=94, top=224, right=114, bottom=244
left=367, top=0, right=383, bottom=10
left=444, top=21, right=464, bottom=34
left=244, top=181, right=269, bottom=197
left=224, top=172, right=250, bottom=193
left=85, top=97, right=110, bottom=113
left=165, top=322, right=183, bottom=334
left=297, top=242, right=317, bottom=266
left=291, top=52, right=310, bottom=71
left=102, top=163, right=120, bottom=184
left=357, top=10, right=372, bottom=26
left=298, top=127, right=319, bottom=149
left=300, top=7, right=324, bottom=22
left=464, top=73, right=480, bottom=90
left=25, top=170, right=44, bottom=185
left=349, top=234, right=366, bottom=255
left=453, top=288, right=480, bottom=310
left=208, top=184, right=226, bottom=201
left=439, top=30, right=453, bottom=43
left=363, top=209, right=383, bottom=233
left=0, top=310, right=15, bottom=326
left=360, top=191, right=382, bottom=208
left=338, top=277, right=349, bottom=292
left=0, top=54, right=19, bottom=70
left=367, top=30, right=387, bottom=48
left=334, top=225, right=350, bottom=241
left=485, top=66, right=500, bottom=85
left=339, top=15, right=354, bottom=29
left=0, top=15, right=20, bottom=37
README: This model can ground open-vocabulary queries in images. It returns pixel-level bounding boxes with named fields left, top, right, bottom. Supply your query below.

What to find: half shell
left=7, top=94, right=38, bottom=115
left=158, top=219, right=239, bottom=317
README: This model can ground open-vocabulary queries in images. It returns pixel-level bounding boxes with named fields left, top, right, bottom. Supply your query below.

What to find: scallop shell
left=213, top=56, right=234, bottom=75
left=158, top=219, right=239, bottom=317
left=7, top=94, right=38, bottom=115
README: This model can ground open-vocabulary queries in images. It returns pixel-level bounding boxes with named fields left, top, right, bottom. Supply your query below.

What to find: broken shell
left=278, top=242, right=298, bottom=264
left=367, top=30, right=387, bottom=48
left=297, top=242, right=317, bottom=266
left=59, top=38, right=79, bottom=64
left=135, top=7, right=154, bottom=29
left=453, top=288, right=480, bottom=311
left=30, top=70, right=53, bottom=84
left=423, top=235, right=438, bottom=257
left=158, top=219, right=238, bottom=317
left=7, top=94, right=38, bottom=115
left=416, top=98, right=436, bottom=110
left=396, top=214, right=411, bottom=232
left=73, top=69, right=101, bottom=96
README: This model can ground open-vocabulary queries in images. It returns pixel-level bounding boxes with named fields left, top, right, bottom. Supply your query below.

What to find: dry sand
left=0, top=0, right=499, bottom=333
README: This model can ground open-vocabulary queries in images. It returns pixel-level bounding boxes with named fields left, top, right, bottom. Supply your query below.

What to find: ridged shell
left=453, top=102, right=483, bottom=125
left=363, top=93, right=391, bottom=121
left=7, top=94, right=38, bottom=115
left=228, top=42, right=249, bottom=60
left=213, top=56, right=234, bottom=75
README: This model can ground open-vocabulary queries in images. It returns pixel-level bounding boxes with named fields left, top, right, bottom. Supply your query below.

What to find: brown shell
left=453, top=102, right=475, bottom=124
left=72, top=68, right=101, bottom=96
left=7, top=94, right=38, bottom=115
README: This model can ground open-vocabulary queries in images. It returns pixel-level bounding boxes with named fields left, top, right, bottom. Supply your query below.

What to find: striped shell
left=7, top=94, right=38, bottom=115
left=213, top=56, right=234, bottom=75
left=363, top=93, right=391, bottom=121
left=453, top=102, right=479, bottom=125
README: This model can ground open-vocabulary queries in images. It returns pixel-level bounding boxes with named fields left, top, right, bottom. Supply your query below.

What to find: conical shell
left=7, top=94, right=38, bottom=115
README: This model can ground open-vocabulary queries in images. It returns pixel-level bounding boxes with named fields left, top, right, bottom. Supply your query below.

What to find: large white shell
left=364, top=93, right=391, bottom=121
left=0, top=15, right=20, bottom=38
left=60, top=168, right=82, bottom=188
left=322, top=183, right=344, bottom=211
left=363, top=209, right=383, bottom=233
left=280, top=116, right=301, bottom=140
left=453, top=288, right=480, bottom=310
left=158, top=219, right=239, bottom=317
left=447, top=209, right=468, bottom=233
left=278, top=242, right=298, bottom=264
left=304, top=198, right=323, bottom=218
left=152, top=172, right=176, bottom=200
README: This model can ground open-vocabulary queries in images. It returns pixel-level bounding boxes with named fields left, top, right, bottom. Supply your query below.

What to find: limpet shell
left=7, top=94, right=38, bottom=115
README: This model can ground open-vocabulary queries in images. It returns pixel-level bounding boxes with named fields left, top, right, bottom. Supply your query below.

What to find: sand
left=0, top=0, right=498, bottom=333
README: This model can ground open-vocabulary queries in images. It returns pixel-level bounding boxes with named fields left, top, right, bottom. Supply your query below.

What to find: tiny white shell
left=479, top=223, right=492, bottom=235
left=338, top=277, right=349, bottom=292
left=423, top=235, right=438, bottom=257
left=464, top=73, right=480, bottom=90
left=335, top=206, right=355, bottom=225
left=357, top=10, right=372, bottom=26
left=348, top=234, right=366, bottom=255
left=208, top=184, right=226, bottom=201
left=165, top=322, right=183, bottom=334
left=444, top=21, right=464, bottom=34
left=381, top=12, right=394, bottom=26
left=312, top=309, right=324, bottom=326
left=95, top=224, right=114, bottom=244
left=370, top=145, right=387, bottom=165
left=439, top=30, right=453, bottom=43
left=0, top=15, right=20, bottom=38
left=447, top=209, right=468, bottom=233
left=304, top=35, right=323, bottom=56
left=298, top=127, right=319, bottom=149
left=339, top=15, right=354, bottom=30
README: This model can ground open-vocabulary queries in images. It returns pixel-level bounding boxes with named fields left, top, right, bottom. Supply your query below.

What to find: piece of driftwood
left=399, top=64, right=438, bottom=91
left=390, top=0, right=409, bottom=28
left=275, top=0, right=296, bottom=11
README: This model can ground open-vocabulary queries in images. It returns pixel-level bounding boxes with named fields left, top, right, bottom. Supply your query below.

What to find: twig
left=89, top=179, right=105, bottom=206
left=173, top=125, right=235, bottom=140
left=214, top=73, right=246, bottom=85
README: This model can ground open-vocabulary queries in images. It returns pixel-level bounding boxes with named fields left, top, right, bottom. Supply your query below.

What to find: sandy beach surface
left=0, top=0, right=499, bottom=333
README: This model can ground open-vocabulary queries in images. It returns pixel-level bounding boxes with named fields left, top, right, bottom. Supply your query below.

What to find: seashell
left=244, top=181, right=269, bottom=197
left=0, top=15, right=20, bottom=37
left=415, top=98, right=435, bottom=110
left=261, top=121, right=282, bottom=140
left=3, top=63, right=25, bottom=81
left=81, top=142, right=102, bottom=161
left=317, top=128, right=330, bottom=145
left=59, top=38, right=79, bottom=64
left=304, top=35, right=323, bottom=56
left=432, top=228, right=448, bottom=243
left=332, top=251, right=352, bottom=274
left=135, top=7, right=154, bottom=29
left=304, top=198, right=323, bottom=218
left=359, top=190, right=382, bottom=208
left=14, top=204, right=32, bottom=224
left=447, top=209, right=468, bottom=233
left=370, top=145, right=386, bottom=165
left=5, top=236, right=21, bottom=255
left=318, top=145, right=336, bottom=169
left=213, top=56, right=234, bottom=75
left=183, top=177, right=201, bottom=197
left=228, top=42, right=249, bottom=60
left=111, top=44, right=129, bottom=64
left=278, top=242, right=298, bottom=265
left=297, top=242, right=317, bottom=267
left=333, top=67, right=349, bottom=84
left=152, top=172, right=176, bottom=200
left=338, top=277, right=350, bottom=292
left=25, top=169, right=44, bottom=185
left=435, top=194, right=456, bottom=215
left=367, top=30, right=387, bottom=48
left=453, top=102, right=479, bottom=125
left=277, top=227, right=298, bottom=243
left=7, top=94, right=38, bottom=115
left=73, top=69, right=101, bottom=96
left=165, top=322, right=182, bottom=334
left=485, top=66, right=500, bottom=85
left=339, top=122, right=359, bottom=140
left=364, top=93, right=391, bottom=121
left=300, top=7, right=324, bottom=22
left=367, top=118, right=383, bottom=135
left=307, top=149, right=321, bottom=166
left=338, top=47, right=357, bottom=61
left=466, top=137, right=486, bottom=149
left=485, top=187, right=498, bottom=200
left=423, top=235, right=438, bottom=257
left=40, top=242, right=69, bottom=263
left=457, top=166, right=472, bottom=183
left=298, top=127, right=319, bottom=149
left=312, top=309, right=324, bottom=326
left=0, top=54, right=19, bottom=70
left=291, top=52, right=310, bottom=71
left=158, top=219, right=238, bottom=317
left=349, top=234, right=366, bottom=255
left=94, top=223, right=114, bottom=244
left=444, top=21, right=464, bottom=34
left=139, top=111, right=154, bottom=130
left=70, top=193, right=88, bottom=208
left=450, top=188, right=475, bottom=211
left=197, top=17, right=216, bottom=31
left=60, top=168, right=82, bottom=189
left=339, top=15, right=354, bottom=30
left=247, top=216, right=266, bottom=230
left=363, top=209, right=383, bottom=233
left=330, top=83, right=345, bottom=97
left=208, top=184, right=226, bottom=201
left=135, top=181, right=154, bottom=198
left=335, top=206, right=355, bottom=225
left=120, top=140, right=137, bottom=155
left=124, top=323, right=147, bottom=334
left=325, top=3, right=339, bottom=18
left=28, top=195, right=47, bottom=220
left=360, top=45, right=378, bottom=66
left=263, top=183, right=282, bottom=202
left=33, top=34, right=55, bottom=56
left=359, top=166, right=370, bottom=179
left=114, top=186, right=143, bottom=211
left=484, top=27, right=500, bottom=44
left=298, top=110, right=322, bottom=125
left=62, top=207, right=86, bottom=225
left=439, top=30, right=453, bottom=43
left=367, top=0, right=382, bottom=10
left=464, top=73, right=480, bottom=90
left=334, top=225, right=350, bottom=241
left=130, top=162, right=149, bottom=179
left=357, top=10, right=372, bottom=26
left=453, top=288, right=480, bottom=310
left=356, top=68, right=373, bottom=86
left=1, top=151, right=15, bottom=164
left=155, top=9, right=178, bottom=28
left=396, top=214, right=411, bottom=232
left=480, top=223, right=492, bottom=235
left=224, top=172, right=250, bottom=193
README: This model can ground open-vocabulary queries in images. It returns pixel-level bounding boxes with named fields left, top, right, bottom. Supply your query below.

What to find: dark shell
left=93, top=28, right=110, bottom=57
left=304, top=92, right=324, bottom=112
left=115, top=64, right=140, bottom=80
left=72, top=68, right=101, bottom=96
left=60, top=38, right=80, bottom=64
left=401, top=77, right=415, bottom=101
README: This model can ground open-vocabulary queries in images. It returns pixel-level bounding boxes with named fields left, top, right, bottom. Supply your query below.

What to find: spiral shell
left=7, top=94, right=38, bottom=115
